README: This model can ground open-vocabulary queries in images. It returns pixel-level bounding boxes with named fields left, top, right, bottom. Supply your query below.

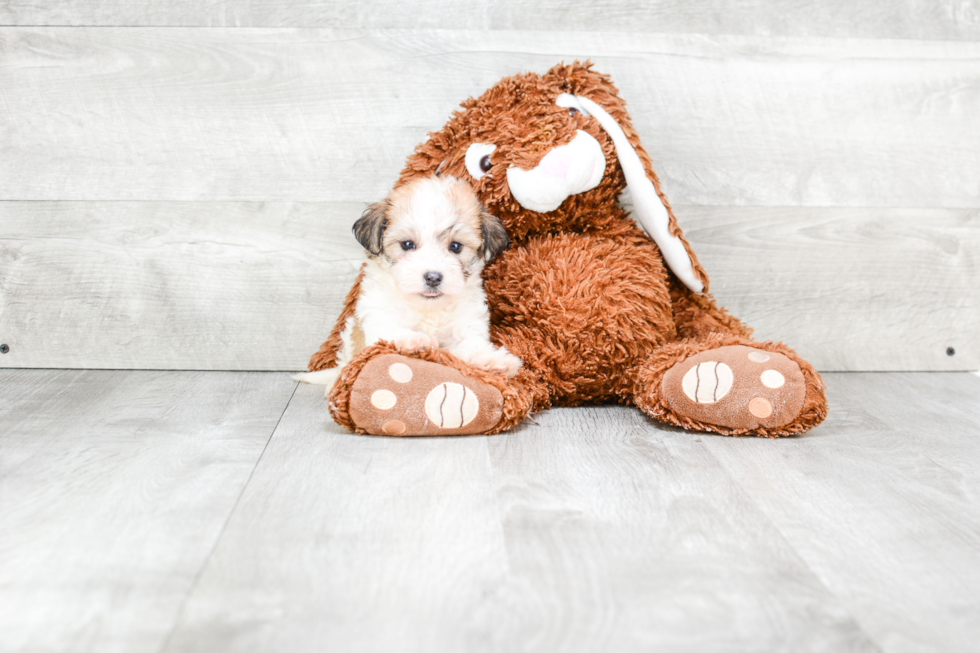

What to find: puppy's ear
left=352, top=201, right=388, bottom=255
left=479, top=209, right=509, bottom=262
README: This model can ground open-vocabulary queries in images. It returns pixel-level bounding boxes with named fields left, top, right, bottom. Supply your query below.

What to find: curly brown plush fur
left=308, top=263, right=366, bottom=373
left=311, top=62, right=827, bottom=437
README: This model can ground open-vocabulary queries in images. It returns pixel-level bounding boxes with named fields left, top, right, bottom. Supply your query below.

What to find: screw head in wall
left=946, top=347, right=956, bottom=356
left=0, top=344, right=8, bottom=354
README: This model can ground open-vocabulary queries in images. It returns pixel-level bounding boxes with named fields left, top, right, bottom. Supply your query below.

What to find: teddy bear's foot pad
left=348, top=354, right=504, bottom=436
left=662, top=345, right=806, bottom=430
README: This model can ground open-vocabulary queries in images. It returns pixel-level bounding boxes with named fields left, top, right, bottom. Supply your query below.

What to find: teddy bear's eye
left=400, top=240, right=415, bottom=251
left=465, top=143, right=497, bottom=180
left=568, top=107, right=579, bottom=116
left=449, top=241, right=463, bottom=254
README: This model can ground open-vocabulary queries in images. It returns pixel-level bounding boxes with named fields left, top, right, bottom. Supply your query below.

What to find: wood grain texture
left=164, top=383, right=874, bottom=652
left=685, top=206, right=980, bottom=372
left=0, top=369, right=297, bottom=653
left=701, top=371, right=980, bottom=651
left=2, top=0, right=979, bottom=41
left=0, top=201, right=364, bottom=370
left=481, top=405, right=873, bottom=652
left=2, top=202, right=975, bottom=371
left=2, top=369, right=978, bottom=651
left=163, top=384, right=515, bottom=653
left=1, top=28, right=978, bottom=209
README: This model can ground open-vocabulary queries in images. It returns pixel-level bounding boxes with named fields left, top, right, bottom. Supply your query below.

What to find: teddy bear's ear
left=548, top=62, right=710, bottom=294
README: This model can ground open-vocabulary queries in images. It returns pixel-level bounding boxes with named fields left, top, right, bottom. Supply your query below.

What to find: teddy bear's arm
left=307, top=263, right=367, bottom=372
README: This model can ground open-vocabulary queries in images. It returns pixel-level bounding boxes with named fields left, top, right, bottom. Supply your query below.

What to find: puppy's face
left=353, top=176, right=508, bottom=307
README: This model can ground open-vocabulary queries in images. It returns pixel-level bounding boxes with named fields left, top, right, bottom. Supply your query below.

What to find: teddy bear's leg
left=631, top=333, right=828, bottom=437
left=327, top=342, right=536, bottom=436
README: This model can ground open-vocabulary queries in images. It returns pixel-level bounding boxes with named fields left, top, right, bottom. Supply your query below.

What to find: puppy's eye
left=400, top=240, right=415, bottom=251
left=449, top=241, right=463, bottom=254
left=568, top=107, right=579, bottom=116
left=465, top=142, right=497, bottom=180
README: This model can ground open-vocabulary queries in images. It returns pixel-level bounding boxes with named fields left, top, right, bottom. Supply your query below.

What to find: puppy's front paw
left=494, top=351, right=523, bottom=378
left=393, top=331, right=438, bottom=354
left=462, top=349, right=523, bottom=378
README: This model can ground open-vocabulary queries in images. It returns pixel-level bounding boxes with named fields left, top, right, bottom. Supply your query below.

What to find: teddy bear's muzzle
left=505, top=129, right=606, bottom=213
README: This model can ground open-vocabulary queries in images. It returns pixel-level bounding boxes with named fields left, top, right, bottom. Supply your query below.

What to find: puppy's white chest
left=410, top=308, right=454, bottom=340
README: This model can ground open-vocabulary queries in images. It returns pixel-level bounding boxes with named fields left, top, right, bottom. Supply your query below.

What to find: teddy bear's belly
left=484, top=233, right=676, bottom=401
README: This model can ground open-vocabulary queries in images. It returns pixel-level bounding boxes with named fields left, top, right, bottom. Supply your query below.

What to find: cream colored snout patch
left=505, top=130, right=606, bottom=213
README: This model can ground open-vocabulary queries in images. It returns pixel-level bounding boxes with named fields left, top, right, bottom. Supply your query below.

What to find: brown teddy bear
left=308, top=62, right=827, bottom=437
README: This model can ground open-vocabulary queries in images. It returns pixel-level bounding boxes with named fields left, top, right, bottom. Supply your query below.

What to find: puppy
left=297, top=175, right=521, bottom=390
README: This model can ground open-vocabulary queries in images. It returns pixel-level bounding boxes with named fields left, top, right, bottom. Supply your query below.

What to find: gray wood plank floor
left=2, top=369, right=979, bottom=652
left=0, top=370, right=297, bottom=653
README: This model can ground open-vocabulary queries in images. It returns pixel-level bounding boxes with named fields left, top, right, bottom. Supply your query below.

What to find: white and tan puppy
left=297, top=175, right=521, bottom=390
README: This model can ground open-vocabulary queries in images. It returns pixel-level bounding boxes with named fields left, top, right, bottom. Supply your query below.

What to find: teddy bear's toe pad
left=662, top=345, right=806, bottom=430
left=348, top=354, right=503, bottom=436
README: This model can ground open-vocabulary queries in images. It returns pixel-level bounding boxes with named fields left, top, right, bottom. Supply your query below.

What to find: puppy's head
left=353, top=175, right=508, bottom=306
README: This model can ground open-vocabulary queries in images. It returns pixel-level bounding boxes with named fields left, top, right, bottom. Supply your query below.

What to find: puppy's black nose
left=423, top=271, right=443, bottom=286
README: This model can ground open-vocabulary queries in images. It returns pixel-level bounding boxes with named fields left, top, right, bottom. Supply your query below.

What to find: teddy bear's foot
left=634, top=338, right=827, bottom=436
left=661, top=344, right=806, bottom=431
left=345, top=353, right=504, bottom=436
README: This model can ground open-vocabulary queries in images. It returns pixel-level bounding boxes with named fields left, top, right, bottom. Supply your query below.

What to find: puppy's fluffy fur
left=297, top=175, right=521, bottom=389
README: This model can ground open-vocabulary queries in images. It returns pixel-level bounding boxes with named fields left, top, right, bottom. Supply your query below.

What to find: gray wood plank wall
left=0, top=5, right=978, bottom=372
left=3, top=1, right=979, bottom=40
